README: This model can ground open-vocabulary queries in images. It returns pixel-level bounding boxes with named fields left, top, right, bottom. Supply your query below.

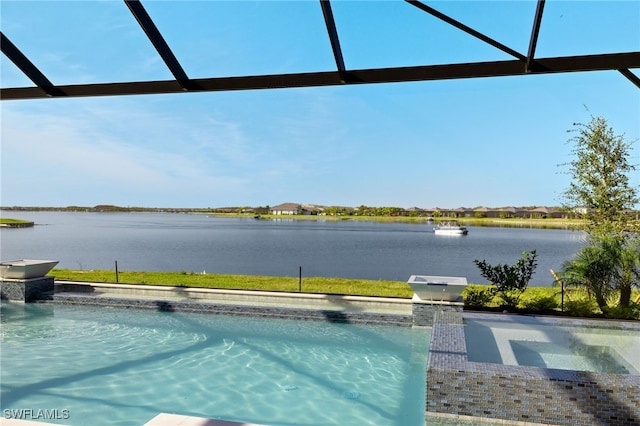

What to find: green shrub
left=521, top=295, right=559, bottom=312
left=463, top=285, right=497, bottom=308
left=520, top=286, right=556, bottom=301
left=602, top=303, right=640, bottom=320
left=564, top=299, right=598, bottom=317
left=474, top=250, right=538, bottom=309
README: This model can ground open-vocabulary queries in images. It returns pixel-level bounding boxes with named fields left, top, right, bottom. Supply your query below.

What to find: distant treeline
left=1, top=204, right=562, bottom=217
left=3, top=204, right=638, bottom=221
left=0, top=205, right=217, bottom=213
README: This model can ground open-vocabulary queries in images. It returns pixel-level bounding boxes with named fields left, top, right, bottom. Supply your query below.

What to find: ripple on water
left=0, top=303, right=429, bottom=426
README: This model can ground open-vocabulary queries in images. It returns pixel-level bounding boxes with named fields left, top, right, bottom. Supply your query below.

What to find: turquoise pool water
left=0, top=302, right=429, bottom=426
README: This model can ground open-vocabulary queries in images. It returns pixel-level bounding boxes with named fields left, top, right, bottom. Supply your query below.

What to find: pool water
left=0, top=302, right=429, bottom=426
left=464, top=314, right=640, bottom=374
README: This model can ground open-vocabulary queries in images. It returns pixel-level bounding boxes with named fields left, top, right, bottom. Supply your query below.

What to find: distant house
left=301, top=204, right=325, bottom=215
left=270, top=203, right=302, bottom=215
left=514, top=207, right=566, bottom=219
left=473, top=207, right=490, bottom=217
left=529, top=207, right=551, bottom=217
left=451, top=207, right=470, bottom=217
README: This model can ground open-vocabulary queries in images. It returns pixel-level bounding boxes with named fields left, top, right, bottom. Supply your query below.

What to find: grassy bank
left=216, top=213, right=585, bottom=230
left=52, top=269, right=414, bottom=298
left=0, top=218, right=34, bottom=228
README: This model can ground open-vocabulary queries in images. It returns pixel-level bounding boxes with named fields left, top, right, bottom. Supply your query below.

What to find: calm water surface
left=0, top=211, right=586, bottom=286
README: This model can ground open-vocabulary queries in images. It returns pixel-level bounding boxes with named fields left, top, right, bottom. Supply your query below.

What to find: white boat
left=433, top=222, right=468, bottom=235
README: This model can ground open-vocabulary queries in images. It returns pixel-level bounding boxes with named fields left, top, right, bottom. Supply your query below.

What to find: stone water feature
left=407, top=275, right=466, bottom=326
left=0, top=259, right=58, bottom=302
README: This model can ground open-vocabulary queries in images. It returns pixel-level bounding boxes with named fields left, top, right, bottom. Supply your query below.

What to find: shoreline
left=215, top=213, right=586, bottom=230
left=0, top=219, right=34, bottom=228
left=1, top=208, right=588, bottom=230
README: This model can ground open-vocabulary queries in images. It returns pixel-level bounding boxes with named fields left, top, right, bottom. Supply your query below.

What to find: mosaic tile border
left=1, top=277, right=54, bottom=302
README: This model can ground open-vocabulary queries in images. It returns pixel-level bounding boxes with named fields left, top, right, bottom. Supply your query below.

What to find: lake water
left=0, top=211, right=586, bottom=286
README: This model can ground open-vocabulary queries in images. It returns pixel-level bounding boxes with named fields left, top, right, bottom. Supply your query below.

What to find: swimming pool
left=464, top=313, right=640, bottom=374
left=0, top=302, right=429, bottom=426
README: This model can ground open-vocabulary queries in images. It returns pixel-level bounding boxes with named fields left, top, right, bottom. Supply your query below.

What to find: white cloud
left=0, top=104, right=251, bottom=206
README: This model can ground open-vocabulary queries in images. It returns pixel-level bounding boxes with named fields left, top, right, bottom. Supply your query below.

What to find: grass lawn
left=51, top=269, right=414, bottom=298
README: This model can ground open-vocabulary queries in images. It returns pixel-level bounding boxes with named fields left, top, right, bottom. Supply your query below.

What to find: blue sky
left=1, top=0, right=639, bottom=209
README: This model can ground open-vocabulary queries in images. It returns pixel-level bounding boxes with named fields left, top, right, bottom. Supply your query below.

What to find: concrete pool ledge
left=144, top=413, right=265, bottom=426
left=54, top=280, right=412, bottom=307
left=47, top=281, right=415, bottom=326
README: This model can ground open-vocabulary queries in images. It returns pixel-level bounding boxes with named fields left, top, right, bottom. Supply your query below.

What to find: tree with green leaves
left=561, top=115, right=638, bottom=235
left=560, top=115, right=639, bottom=310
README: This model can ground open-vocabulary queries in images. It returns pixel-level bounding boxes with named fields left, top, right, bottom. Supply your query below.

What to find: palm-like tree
left=562, top=235, right=640, bottom=312
left=561, top=238, right=619, bottom=312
